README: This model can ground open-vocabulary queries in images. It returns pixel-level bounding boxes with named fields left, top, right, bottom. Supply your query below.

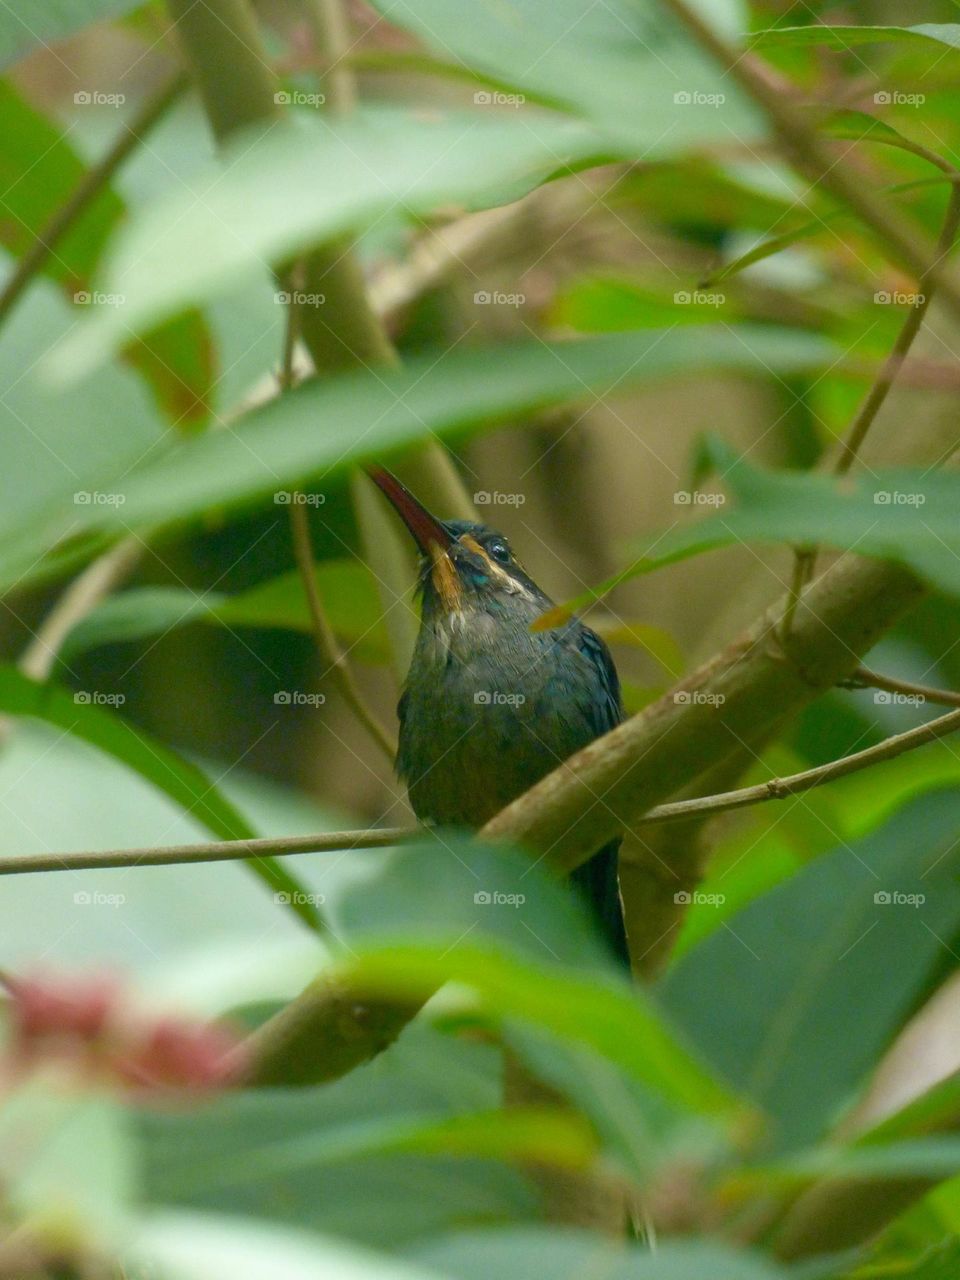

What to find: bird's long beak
left=366, top=466, right=461, bottom=610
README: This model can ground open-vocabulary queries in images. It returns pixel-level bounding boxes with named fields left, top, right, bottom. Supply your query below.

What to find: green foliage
left=3, top=1, right=960, bottom=1276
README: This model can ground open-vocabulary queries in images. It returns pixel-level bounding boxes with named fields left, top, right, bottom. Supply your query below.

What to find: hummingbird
left=368, top=467, right=629, bottom=966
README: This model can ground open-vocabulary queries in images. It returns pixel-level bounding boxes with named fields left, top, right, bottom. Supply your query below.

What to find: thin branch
left=8, top=697, right=960, bottom=876
left=0, top=72, right=187, bottom=329
left=17, top=536, right=144, bottom=683
left=845, top=666, right=960, bottom=709
left=278, top=270, right=395, bottom=761
left=779, top=157, right=960, bottom=627
left=835, top=181, right=960, bottom=476
left=288, top=499, right=396, bottom=760
left=658, top=0, right=960, bottom=322
left=0, top=827, right=411, bottom=877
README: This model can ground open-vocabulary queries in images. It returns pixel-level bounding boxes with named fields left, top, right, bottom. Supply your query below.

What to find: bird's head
left=368, top=467, right=547, bottom=620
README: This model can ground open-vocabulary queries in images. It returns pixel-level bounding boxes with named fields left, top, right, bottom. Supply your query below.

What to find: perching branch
left=6, top=699, right=959, bottom=877
left=9, top=694, right=959, bottom=878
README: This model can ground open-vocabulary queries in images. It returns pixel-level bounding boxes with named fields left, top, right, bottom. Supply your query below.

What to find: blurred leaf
left=590, top=617, right=685, bottom=678
left=0, top=81, right=213, bottom=422
left=751, top=25, right=960, bottom=53
left=566, top=441, right=960, bottom=610
left=0, top=0, right=143, bottom=70
left=38, top=328, right=834, bottom=552
left=328, top=835, right=743, bottom=1119
left=0, top=1086, right=133, bottom=1241
left=60, top=563, right=390, bottom=664
left=0, top=666, right=321, bottom=931
left=412, top=1229, right=792, bottom=1280
left=127, top=1211, right=444, bottom=1280
left=142, top=1025, right=536, bottom=1245
left=53, top=110, right=607, bottom=373
left=551, top=277, right=749, bottom=331
left=367, top=0, right=762, bottom=157
left=659, top=791, right=960, bottom=1152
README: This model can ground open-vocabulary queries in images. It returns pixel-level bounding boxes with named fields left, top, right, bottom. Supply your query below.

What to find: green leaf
left=40, top=328, right=834, bottom=549
left=750, top=24, right=960, bottom=53
left=142, top=1025, right=536, bottom=1245
left=0, top=1086, right=134, bottom=1242
left=660, top=791, right=960, bottom=1152
left=0, top=666, right=321, bottom=932
left=127, top=1211, right=445, bottom=1280
left=59, top=564, right=390, bottom=664
left=569, top=441, right=960, bottom=609
left=367, top=0, right=762, bottom=157
left=52, top=110, right=607, bottom=375
left=413, top=1229, right=792, bottom=1280
left=328, top=835, right=744, bottom=1120
left=0, top=81, right=213, bottom=423
left=0, top=0, right=142, bottom=70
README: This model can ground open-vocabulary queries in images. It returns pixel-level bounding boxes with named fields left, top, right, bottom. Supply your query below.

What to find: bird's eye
left=487, top=540, right=511, bottom=564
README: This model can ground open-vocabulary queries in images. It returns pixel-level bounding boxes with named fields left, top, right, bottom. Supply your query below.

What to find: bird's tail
left=570, top=839, right=630, bottom=969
